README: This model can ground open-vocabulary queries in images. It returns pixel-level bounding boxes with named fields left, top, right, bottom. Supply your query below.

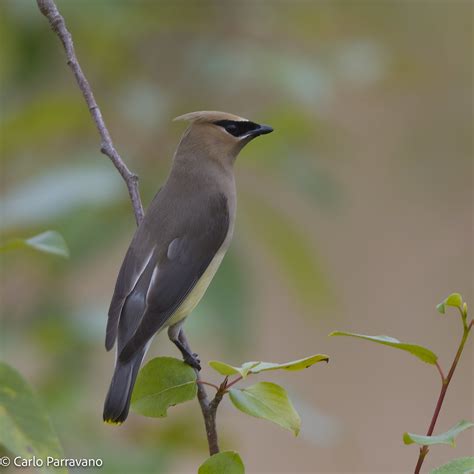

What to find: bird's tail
left=103, top=349, right=145, bottom=425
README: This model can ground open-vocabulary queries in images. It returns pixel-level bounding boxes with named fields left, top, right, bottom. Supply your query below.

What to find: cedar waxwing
left=103, top=111, right=273, bottom=424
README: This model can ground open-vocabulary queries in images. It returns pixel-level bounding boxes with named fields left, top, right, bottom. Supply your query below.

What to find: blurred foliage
left=0, top=362, right=65, bottom=474
left=241, top=194, right=332, bottom=311
left=0, top=230, right=69, bottom=258
left=0, top=0, right=471, bottom=472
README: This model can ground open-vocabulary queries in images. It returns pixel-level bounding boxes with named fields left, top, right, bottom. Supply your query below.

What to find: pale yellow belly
left=165, top=248, right=226, bottom=327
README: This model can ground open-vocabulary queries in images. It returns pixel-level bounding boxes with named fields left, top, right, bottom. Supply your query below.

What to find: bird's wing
left=116, top=192, right=230, bottom=362
left=105, top=189, right=163, bottom=351
left=105, top=227, right=156, bottom=351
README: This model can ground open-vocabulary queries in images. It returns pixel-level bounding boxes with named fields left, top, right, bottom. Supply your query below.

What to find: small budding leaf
left=437, top=293, right=464, bottom=314
left=0, top=231, right=70, bottom=258
left=131, top=357, right=197, bottom=418
left=329, top=331, right=438, bottom=365
left=209, top=354, right=329, bottom=378
left=403, top=420, right=474, bottom=447
left=229, top=382, right=301, bottom=436
left=430, top=456, right=474, bottom=474
left=198, top=451, right=245, bottom=474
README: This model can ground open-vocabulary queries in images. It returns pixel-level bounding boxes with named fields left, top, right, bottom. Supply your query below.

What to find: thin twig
left=434, top=361, right=445, bottom=384
left=225, top=375, right=243, bottom=390
left=36, top=0, right=220, bottom=456
left=36, top=0, right=144, bottom=225
left=198, top=381, right=220, bottom=391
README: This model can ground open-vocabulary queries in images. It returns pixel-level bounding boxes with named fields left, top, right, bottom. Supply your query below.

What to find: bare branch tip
left=37, top=0, right=60, bottom=18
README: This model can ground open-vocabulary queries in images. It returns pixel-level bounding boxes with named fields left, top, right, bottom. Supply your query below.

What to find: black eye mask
left=214, top=120, right=260, bottom=138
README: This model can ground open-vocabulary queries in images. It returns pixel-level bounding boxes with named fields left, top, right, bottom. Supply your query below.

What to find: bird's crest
left=173, top=110, right=248, bottom=124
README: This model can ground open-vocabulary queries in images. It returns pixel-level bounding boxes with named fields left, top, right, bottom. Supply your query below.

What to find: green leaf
left=210, top=354, right=329, bottom=378
left=249, top=354, right=329, bottom=373
left=437, top=293, right=464, bottom=314
left=131, top=357, right=197, bottom=418
left=208, top=361, right=260, bottom=378
left=403, top=420, right=474, bottom=447
left=0, top=362, right=66, bottom=474
left=229, top=382, right=301, bottom=436
left=0, top=231, right=69, bottom=258
left=208, top=360, right=239, bottom=376
left=431, top=457, right=474, bottom=474
left=198, top=451, right=245, bottom=474
left=329, top=331, right=438, bottom=364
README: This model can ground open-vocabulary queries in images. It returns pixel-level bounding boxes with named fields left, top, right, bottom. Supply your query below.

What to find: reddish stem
left=197, top=381, right=220, bottom=391
left=225, top=375, right=243, bottom=390
left=434, top=361, right=445, bottom=383
left=413, top=321, right=472, bottom=474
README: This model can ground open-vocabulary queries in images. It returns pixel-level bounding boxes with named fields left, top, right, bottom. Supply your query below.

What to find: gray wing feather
left=105, top=243, right=155, bottom=351
left=105, top=188, right=162, bottom=350
left=114, top=193, right=229, bottom=362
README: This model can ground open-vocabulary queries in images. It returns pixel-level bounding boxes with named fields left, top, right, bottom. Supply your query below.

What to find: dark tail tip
left=103, top=418, right=123, bottom=426
left=103, top=398, right=130, bottom=425
left=103, top=371, right=132, bottom=424
left=103, top=352, right=144, bottom=424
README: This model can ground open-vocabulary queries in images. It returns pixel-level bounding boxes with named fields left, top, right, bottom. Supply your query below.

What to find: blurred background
left=1, top=1, right=472, bottom=473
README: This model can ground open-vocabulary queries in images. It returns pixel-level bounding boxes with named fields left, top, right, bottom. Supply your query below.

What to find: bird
left=103, top=111, right=273, bottom=424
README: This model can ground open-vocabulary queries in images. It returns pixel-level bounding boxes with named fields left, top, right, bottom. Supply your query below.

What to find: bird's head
left=173, top=111, right=273, bottom=164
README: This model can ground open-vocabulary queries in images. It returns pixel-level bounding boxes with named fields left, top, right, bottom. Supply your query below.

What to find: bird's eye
left=214, top=120, right=246, bottom=137
left=225, top=124, right=238, bottom=135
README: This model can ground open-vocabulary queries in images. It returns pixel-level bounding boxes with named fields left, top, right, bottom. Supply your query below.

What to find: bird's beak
left=248, top=124, right=274, bottom=138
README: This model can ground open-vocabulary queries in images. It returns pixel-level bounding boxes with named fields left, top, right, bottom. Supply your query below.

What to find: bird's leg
left=178, top=331, right=201, bottom=370
left=168, top=322, right=201, bottom=370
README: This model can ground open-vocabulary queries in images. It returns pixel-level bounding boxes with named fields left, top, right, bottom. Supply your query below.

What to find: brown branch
left=179, top=332, right=224, bottom=455
left=36, top=0, right=144, bottom=225
left=36, top=0, right=222, bottom=456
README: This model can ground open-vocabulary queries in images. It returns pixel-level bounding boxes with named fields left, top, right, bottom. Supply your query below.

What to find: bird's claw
left=184, top=353, right=201, bottom=371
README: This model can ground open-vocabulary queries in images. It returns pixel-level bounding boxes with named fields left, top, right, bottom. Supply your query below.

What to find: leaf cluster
left=131, top=354, right=329, bottom=472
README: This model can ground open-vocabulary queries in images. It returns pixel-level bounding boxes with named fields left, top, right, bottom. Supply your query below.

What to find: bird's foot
left=168, top=326, right=201, bottom=371
left=183, top=352, right=201, bottom=371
